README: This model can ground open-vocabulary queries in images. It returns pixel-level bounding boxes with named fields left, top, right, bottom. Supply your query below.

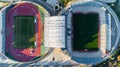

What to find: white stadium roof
left=44, top=16, right=65, bottom=48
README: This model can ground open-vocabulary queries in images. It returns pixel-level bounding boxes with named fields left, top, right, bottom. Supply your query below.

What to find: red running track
left=5, top=3, right=42, bottom=62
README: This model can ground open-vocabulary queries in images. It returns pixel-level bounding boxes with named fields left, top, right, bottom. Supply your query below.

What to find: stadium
left=0, top=1, right=51, bottom=62
left=0, top=0, right=120, bottom=66
left=60, top=0, right=120, bottom=65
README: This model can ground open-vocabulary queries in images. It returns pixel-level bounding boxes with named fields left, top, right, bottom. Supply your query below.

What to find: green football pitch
left=13, top=16, right=35, bottom=49
left=72, top=13, right=99, bottom=51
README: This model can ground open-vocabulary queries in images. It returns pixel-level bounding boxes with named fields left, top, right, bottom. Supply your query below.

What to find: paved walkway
left=39, top=48, right=70, bottom=62
left=31, top=48, right=77, bottom=66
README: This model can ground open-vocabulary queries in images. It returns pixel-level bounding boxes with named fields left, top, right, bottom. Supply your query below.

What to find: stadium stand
left=69, top=50, right=104, bottom=58
left=0, top=63, right=7, bottom=67
left=106, top=13, right=111, bottom=51
left=67, top=13, right=72, bottom=29
left=0, top=8, right=5, bottom=54
left=67, top=12, right=72, bottom=52
left=0, top=12, right=2, bottom=53
left=72, top=57, right=103, bottom=64
left=71, top=1, right=102, bottom=8
left=67, top=36, right=72, bottom=52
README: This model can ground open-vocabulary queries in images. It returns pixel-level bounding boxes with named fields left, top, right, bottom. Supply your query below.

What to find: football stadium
left=60, top=0, right=120, bottom=65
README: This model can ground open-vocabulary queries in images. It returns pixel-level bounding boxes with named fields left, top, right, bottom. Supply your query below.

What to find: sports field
left=13, top=16, right=35, bottom=49
left=72, top=13, right=99, bottom=51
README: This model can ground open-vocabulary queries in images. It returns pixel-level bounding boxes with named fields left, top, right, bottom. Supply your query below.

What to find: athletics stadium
left=0, top=1, right=51, bottom=62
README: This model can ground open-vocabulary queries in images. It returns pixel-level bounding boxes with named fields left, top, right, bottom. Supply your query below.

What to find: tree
left=59, top=0, right=73, bottom=7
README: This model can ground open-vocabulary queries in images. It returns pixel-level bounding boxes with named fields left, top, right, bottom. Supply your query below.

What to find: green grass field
left=72, top=13, right=99, bottom=51
left=13, top=16, right=35, bottom=49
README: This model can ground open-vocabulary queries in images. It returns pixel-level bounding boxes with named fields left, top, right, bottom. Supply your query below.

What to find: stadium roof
left=97, top=0, right=116, bottom=3
left=0, top=45, right=2, bottom=53
left=44, top=16, right=65, bottom=48
left=0, top=12, right=4, bottom=54
left=46, top=0, right=58, bottom=7
left=0, top=0, right=18, bottom=1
